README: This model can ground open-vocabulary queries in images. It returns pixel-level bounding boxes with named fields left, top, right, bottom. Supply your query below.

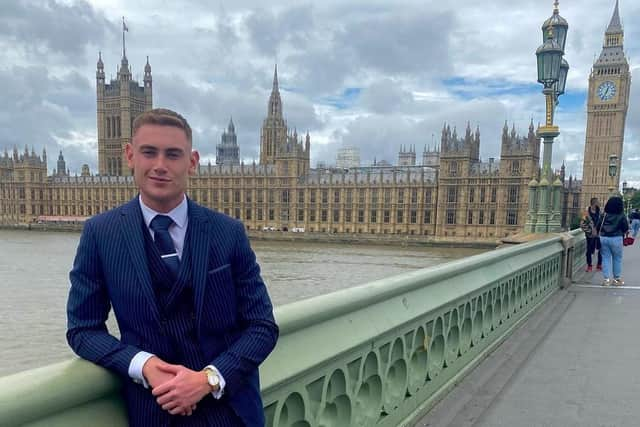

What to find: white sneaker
left=602, top=278, right=612, bottom=286
left=614, top=278, right=624, bottom=286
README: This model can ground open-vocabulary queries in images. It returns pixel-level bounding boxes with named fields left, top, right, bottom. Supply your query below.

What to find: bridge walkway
left=417, top=240, right=640, bottom=427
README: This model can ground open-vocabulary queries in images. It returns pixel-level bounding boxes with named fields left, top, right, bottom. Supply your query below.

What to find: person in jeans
left=629, top=208, right=640, bottom=238
left=583, top=198, right=602, bottom=272
left=596, top=196, right=629, bottom=286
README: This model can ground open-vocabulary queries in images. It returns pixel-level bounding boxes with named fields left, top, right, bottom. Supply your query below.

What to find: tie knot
left=150, top=215, right=174, bottom=232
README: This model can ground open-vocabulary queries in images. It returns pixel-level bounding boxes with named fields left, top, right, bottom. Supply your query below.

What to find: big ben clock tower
left=582, top=0, right=631, bottom=205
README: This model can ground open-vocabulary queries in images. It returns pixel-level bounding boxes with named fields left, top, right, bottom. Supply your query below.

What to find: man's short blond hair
left=132, top=108, right=192, bottom=144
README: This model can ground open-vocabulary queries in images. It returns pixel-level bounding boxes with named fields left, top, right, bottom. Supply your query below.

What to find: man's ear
left=189, top=150, right=200, bottom=175
left=125, top=143, right=135, bottom=169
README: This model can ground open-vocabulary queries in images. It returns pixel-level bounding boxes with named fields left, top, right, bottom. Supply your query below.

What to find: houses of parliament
left=0, top=4, right=629, bottom=242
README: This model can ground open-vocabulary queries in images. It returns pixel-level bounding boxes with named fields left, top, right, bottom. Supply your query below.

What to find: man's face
left=126, top=124, right=199, bottom=213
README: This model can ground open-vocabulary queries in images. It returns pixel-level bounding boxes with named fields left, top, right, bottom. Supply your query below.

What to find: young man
left=67, top=108, right=278, bottom=426
left=584, top=197, right=602, bottom=272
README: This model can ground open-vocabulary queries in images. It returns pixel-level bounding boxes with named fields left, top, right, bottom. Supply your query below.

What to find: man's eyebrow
left=138, top=144, right=158, bottom=150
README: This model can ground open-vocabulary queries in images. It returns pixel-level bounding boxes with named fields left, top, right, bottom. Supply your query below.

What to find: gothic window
left=234, top=190, right=241, bottom=203
left=397, top=189, right=404, bottom=205
left=358, top=210, right=364, bottom=223
left=321, top=190, right=328, bottom=204
left=257, top=208, right=263, bottom=221
left=298, top=209, right=304, bottom=221
left=491, top=188, right=497, bottom=203
left=490, top=210, right=496, bottom=225
left=384, top=189, right=391, bottom=206
left=468, top=210, right=473, bottom=224
left=269, top=190, right=275, bottom=203
left=345, top=209, right=352, bottom=222
left=396, top=210, right=403, bottom=223
left=480, top=188, right=486, bottom=203
left=310, top=210, right=316, bottom=222
left=423, top=210, right=431, bottom=224
left=234, top=208, right=241, bottom=219
left=117, top=117, right=121, bottom=137
left=449, top=161, right=458, bottom=176
left=333, top=209, right=339, bottom=222
left=447, top=187, right=457, bottom=203
left=425, top=189, right=432, bottom=204
left=383, top=210, right=390, bottom=223
left=410, top=210, right=417, bottom=224
left=507, top=210, right=518, bottom=225
left=511, top=160, right=520, bottom=175
left=508, top=186, right=519, bottom=204
left=371, top=189, right=379, bottom=205
left=358, top=189, right=365, bottom=205
left=310, top=189, right=316, bottom=204
left=246, top=209, right=252, bottom=220
left=106, top=118, right=111, bottom=138
left=245, top=190, right=252, bottom=203
left=334, top=190, right=340, bottom=204
left=321, top=209, right=328, bottom=222
left=446, top=210, right=456, bottom=225
left=297, top=190, right=304, bottom=204
left=370, top=210, right=377, bottom=223
left=411, top=189, right=418, bottom=204
left=479, top=210, right=484, bottom=225
left=269, top=209, right=275, bottom=221
left=469, top=188, right=475, bottom=203
left=346, top=189, right=353, bottom=205
left=281, top=190, right=289, bottom=204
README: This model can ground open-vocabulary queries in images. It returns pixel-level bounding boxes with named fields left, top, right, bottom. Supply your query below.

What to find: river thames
left=0, top=229, right=485, bottom=376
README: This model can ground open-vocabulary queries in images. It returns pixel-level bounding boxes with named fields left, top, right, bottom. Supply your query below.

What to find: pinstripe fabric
left=67, top=196, right=279, bottom=427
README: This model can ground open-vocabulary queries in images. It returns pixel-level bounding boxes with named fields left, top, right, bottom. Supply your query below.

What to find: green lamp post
left=527, top=0, right=569, bottom=233
left=608, top=154, right=618, bottom=197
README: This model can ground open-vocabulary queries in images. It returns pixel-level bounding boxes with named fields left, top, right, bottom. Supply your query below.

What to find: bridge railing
left=0, top=232, right=585, bottom=427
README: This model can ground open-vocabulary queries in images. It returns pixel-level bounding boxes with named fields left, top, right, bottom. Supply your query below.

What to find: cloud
left=0, top=0, right=637, bottom=187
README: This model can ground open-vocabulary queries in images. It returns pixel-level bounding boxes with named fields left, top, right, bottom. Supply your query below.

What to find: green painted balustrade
left=0, top=232, right=585, bottom=427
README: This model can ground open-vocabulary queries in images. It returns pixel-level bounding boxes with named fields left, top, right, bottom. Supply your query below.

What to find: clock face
left=597, top=81, right=617, bottom=101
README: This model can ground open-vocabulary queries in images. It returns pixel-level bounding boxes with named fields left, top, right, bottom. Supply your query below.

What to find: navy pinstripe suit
left=67, top=197, right=278, bottom=426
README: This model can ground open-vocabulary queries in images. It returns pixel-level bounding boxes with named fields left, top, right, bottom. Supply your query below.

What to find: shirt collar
left=139, top=195, right=188, bottom=230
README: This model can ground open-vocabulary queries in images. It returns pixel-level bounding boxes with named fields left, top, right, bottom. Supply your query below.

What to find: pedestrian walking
left=583, top=198, right=602, bottom=272
left=596, top=196, right=630, bottom=286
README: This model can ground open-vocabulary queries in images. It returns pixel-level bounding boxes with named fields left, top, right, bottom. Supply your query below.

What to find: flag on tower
left=123, top=17, right=128, bottom=32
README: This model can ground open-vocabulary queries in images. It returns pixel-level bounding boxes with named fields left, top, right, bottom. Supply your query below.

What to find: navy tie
left=150, top=215, right=180, bottom=279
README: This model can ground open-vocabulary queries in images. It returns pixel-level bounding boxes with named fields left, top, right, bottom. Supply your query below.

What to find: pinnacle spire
left=272, top=64, right=279, bottom=92
left=607, top=0, right=622, bottom=33
left=122, top=16, right=129, bottom=60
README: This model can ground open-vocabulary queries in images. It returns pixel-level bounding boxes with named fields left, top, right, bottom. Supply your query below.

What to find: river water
left=0, top=229, right=485, bottom=376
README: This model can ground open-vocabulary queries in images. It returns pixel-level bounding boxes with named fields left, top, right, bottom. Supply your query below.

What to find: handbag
left=624, top=236, right=635, bottom=246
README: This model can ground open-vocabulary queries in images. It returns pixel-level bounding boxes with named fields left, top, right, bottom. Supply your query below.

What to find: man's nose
left=152, top=154, right=169, bottom=172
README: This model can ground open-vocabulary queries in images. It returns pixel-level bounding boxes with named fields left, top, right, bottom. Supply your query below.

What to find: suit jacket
left=67, top=197, right=279, bottom=426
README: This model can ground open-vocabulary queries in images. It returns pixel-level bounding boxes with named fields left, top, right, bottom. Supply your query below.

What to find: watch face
left=597, top=81, right=616, bottom=101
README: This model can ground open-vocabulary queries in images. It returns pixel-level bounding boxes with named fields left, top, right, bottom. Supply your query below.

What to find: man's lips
left=149, top=176, right=171, bottom=183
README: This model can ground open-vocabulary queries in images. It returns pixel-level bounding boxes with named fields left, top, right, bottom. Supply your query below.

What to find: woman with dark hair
left=596, top=196, right=629, bottom=286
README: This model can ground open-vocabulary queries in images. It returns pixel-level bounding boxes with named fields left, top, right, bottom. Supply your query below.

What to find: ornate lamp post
left=527, top=1, right=569, bottom=233
left=608, top=154, right=618, bottom=197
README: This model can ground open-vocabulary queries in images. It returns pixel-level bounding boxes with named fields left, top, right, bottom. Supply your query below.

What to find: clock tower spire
left=581, top=0, right=630, bottom=205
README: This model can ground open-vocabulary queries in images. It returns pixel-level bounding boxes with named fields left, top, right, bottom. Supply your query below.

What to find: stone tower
left=259, top=65, right=310, bottom=176
left=581, top=0, right=631, bottom=204
left=216, top=117, right=240, bottom=165
left=96, top=21, right=152, bottom=176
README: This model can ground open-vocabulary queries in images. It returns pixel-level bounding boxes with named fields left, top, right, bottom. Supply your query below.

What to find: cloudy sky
left=1, top=0, right=639, bottom=185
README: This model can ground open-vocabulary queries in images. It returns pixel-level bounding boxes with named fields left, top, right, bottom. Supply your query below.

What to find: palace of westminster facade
left=0, top=4, right=629, bottom=242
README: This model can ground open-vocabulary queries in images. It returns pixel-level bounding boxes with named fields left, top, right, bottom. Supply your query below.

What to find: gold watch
left=204, top=367, right=220, bottom=392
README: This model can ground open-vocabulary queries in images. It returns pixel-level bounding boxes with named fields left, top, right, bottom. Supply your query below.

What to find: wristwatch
left=204, top=367, right=220, bottom=392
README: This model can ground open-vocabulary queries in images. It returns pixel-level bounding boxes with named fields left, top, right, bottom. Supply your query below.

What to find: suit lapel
left=119, top=197, right=161, bottom=324
left=187, top=200, right=211, bottom=336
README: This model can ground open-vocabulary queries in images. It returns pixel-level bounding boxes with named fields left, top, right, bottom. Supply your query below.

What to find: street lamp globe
left=536, top=27, right=564, bottom=88
left=555, top=58, right=569, bottom=97
left=542, top=0, right=569, bottom=52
